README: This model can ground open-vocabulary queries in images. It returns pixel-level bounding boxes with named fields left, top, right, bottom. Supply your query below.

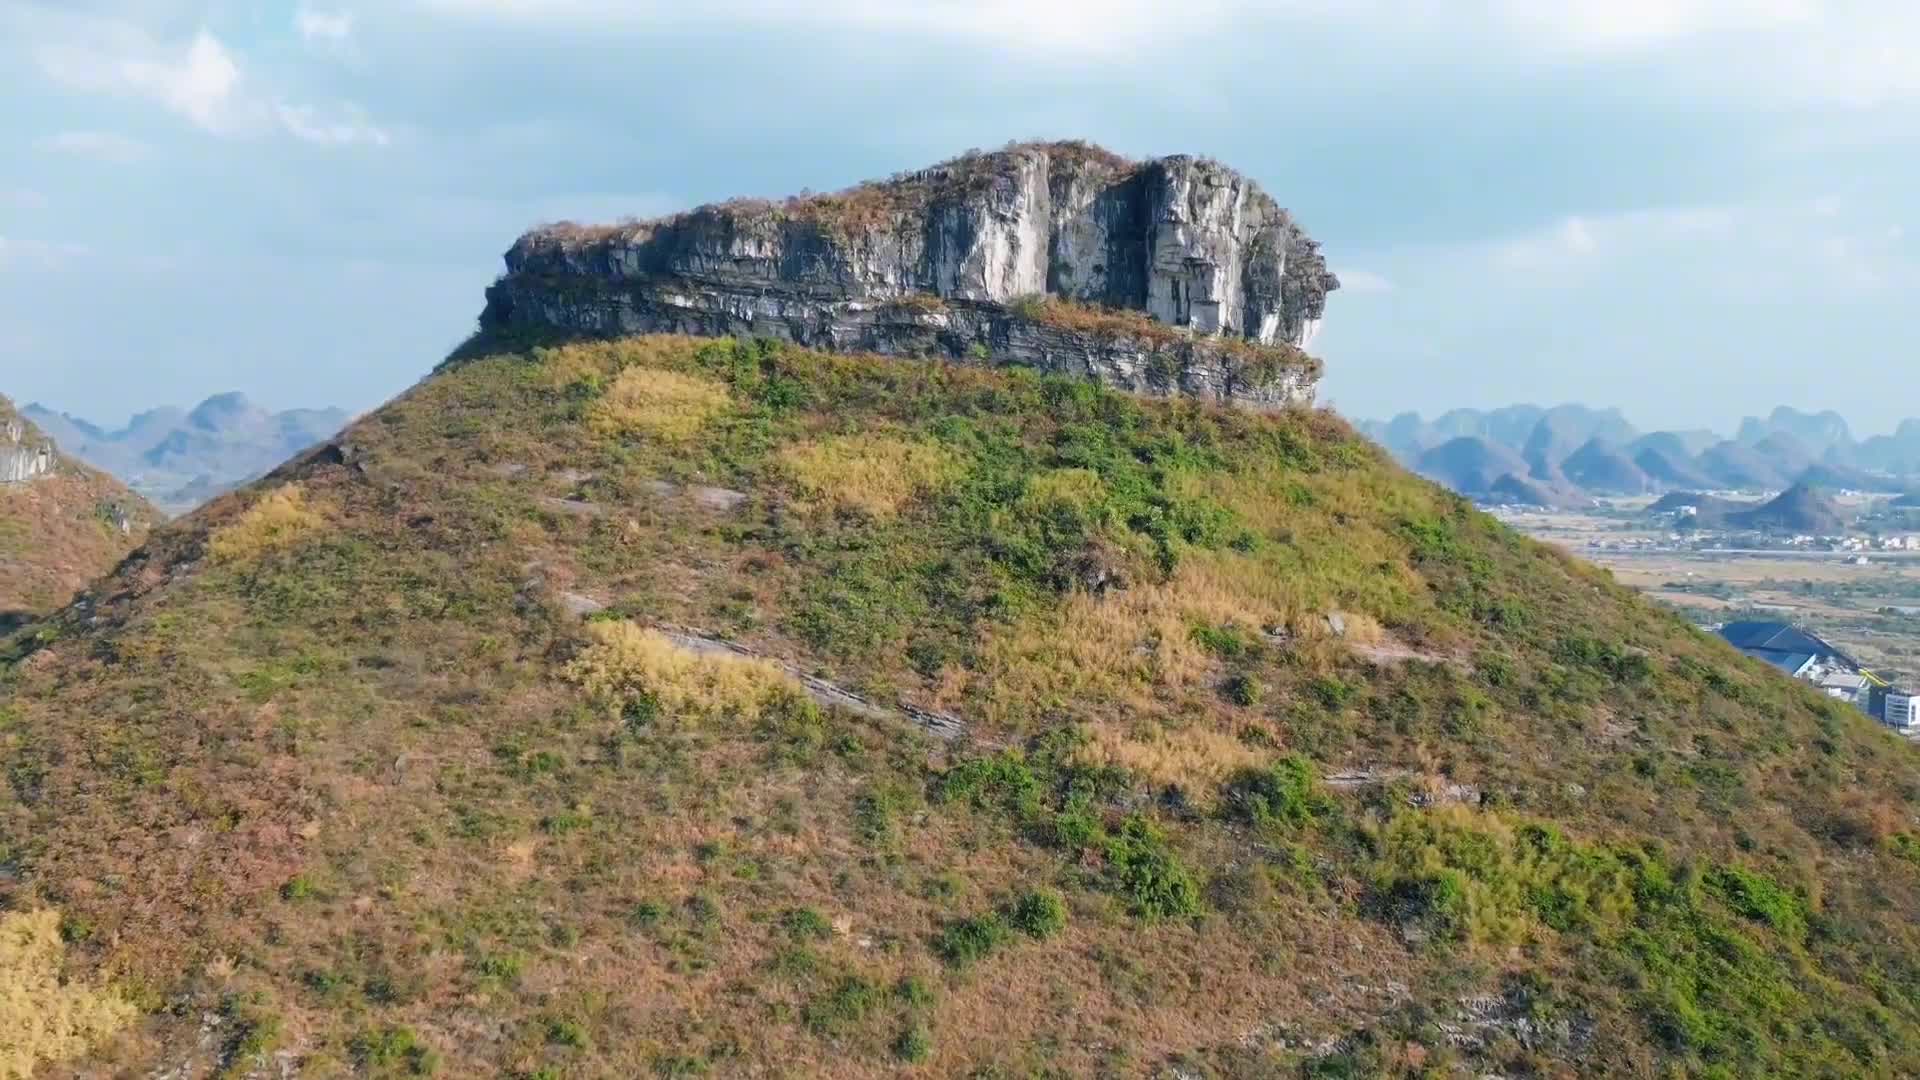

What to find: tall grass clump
left=590, top=366, right=733, bottom=443
left=208, top=484, right=325, bottom=563
left=0, top=909, right=139, bottom=1077
left=565, top=621, right=799, bottom=721
left=777, top=433, right=959, bottom=518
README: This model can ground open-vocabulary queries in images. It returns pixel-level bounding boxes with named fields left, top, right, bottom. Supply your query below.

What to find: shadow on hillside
left=0, top=611, right=35, bottom=636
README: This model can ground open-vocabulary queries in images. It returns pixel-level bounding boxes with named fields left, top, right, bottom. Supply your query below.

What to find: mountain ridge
left=24, top=394, right=349, bottom=513
left=1364, top=402, right=1920, bottom=504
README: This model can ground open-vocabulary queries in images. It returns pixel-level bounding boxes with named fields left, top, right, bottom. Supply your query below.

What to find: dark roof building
left=1716, top=621, right=1860, bottom=677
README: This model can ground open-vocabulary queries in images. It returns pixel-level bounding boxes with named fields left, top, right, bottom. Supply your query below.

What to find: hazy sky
left=2, top=1, right=1917, bottom=434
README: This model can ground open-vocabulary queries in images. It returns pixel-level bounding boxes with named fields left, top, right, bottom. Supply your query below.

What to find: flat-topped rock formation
left=480, top=141, right=1339, bottom=407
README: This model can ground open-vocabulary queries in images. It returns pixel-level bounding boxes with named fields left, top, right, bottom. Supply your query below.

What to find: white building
left=1888, top=690, right=1920, bottom=734
left=1819, top=671, right=1871, bottom=709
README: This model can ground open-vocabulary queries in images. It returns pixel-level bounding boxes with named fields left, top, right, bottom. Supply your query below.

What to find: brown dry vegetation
left=5, top=336, right=1920, bottom=1077
left=0, top=397, right=157, bottom=623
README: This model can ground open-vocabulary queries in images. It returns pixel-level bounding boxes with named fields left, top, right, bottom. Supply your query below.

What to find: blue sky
left=2, top=0, right=1916, bottom=434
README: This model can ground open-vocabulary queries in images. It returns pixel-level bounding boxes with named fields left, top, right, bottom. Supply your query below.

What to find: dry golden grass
left=207, top=484, right=324, bottom=563
left=589, top=366, right=733, bottom=444
left=1071, top=723, right=1267, bottom=799
left=0, top=909, right=137, bottom=1078
left=777, top=433, right=959, bottom=518
left=565, top=621, right=798, bottom=720
left=974, top=550, right=1278, bottom=719
left=1020, top=468, right=1107, bottom=513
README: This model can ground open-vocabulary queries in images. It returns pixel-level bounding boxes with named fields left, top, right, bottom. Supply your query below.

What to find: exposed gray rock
left=688, top=484, right=748, bottom=512
left=1, top=417, right=56, bottom=484
left=654, top=624, right=968, bottom=741
left=480, top=143, right=1334, bottom=409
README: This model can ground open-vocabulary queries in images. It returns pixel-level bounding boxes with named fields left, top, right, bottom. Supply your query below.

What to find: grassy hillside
left=5, top=335, right=1920, bottom=1078
left=0, top=396, right=158, bottom=627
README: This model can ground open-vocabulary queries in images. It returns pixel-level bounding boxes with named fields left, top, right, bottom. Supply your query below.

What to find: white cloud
left=33, top=20, right=390, bottom=146
left=420, top=0, right=1236, bottom=52
left=38, top=27, right=239, bottom=132
left=413, top=0, right=1920, bottom=101
left=274, top=102, right=390, bottom=146
left=1488, top=206, right=1736, bottom=271
left=296, top=7, right=355, bottom=43
left=1334, top=268, right=1395, bottom=294
left=0, top=235, right=95, bottom=271
left=1489, top=0, right=1818, bottom=49
left=36, top=130, right=151, bottom=164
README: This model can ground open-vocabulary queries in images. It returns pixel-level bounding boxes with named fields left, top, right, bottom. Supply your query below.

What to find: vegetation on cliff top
left=4, top=335, right=1920, bottom=1076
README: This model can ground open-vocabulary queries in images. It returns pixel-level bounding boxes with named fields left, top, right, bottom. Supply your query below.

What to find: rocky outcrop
left=2, top=416, right=56, bottom=484
left=480, top=142, right=1337, bottom=408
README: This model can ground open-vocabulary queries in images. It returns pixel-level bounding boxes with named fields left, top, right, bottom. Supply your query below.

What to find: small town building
left=1716, top=621, right=1860, bottom=679
left=1888, top=689, right=1920, bottom=734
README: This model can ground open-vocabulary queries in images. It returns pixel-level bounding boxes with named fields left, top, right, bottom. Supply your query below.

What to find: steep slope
left=1738, top=406, right=1854, bottom=455
left=7, top=334, right=1920, bottom=1077
left=1635, top=450, right=1714, bottom=490
left=1414, top=435, right=1531, bottom=496
left=1697, top=439, right=1788, bottom=491
left=1729, top=481, right=1848, bottom=534
left=0, top=395, right=159, bottom=627
left=1519, top=415, right=1586, bottom=486
left=1798, top=461, right=1898, bottom=493
left=1560, top=437, right=1650, bottom=494
left=1749, top=431, right=1817, bottom=478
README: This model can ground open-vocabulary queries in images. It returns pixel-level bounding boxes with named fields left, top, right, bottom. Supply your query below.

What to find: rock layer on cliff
left=480, top=142, right=1337, bottom=407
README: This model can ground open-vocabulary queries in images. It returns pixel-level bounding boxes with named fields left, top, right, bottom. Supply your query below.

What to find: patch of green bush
left=1103, top=816, right=1203, bottom=921
left=1008, top=889, right=1068, bottom=939
left=933, top=913, right=1008, bottom=969
left=1226, top=754, right=1332, bottom=830
left=803, top=976, right=882, bottom=1037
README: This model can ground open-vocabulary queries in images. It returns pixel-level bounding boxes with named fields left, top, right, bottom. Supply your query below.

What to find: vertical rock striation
left=479, top=142, right=1339, bottom=407
left=2, top=416, right=56, bottom=484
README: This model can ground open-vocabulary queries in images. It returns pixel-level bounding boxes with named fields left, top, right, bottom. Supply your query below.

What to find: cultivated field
left=1500, top=503, right=1920, bottom=685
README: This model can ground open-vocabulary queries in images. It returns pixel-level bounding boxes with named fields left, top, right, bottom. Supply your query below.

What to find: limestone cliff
left=481, top=142, right=1338, bottom=407
left=0, top=395, right=158, bottom=622
left=2, top=415, right=55, bottom=484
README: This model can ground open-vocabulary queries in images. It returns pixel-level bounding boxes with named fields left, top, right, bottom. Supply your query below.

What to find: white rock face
left=483, top=143, right=1338, bottom=407
left=2, top=417, right=55, bottom=484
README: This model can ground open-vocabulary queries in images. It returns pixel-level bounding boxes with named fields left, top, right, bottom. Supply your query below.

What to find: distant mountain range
left=1363, top=404, right=1920, bottom=509
left=24, top=394, right=349, bottom=513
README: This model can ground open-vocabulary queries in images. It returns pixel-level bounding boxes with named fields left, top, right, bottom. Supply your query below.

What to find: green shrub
left=1103, top=816, right=1203, bottom=921
left=351, top=1026, right=438, bottom=1075
left=894, top=1020, right=933, bottom=1063
left=933, top=913, right=1009, bottom=969
left=1707, top=865, right=1807, bottom=939
left=474, top=952, right=523, bottom=982
left=781, top=907, right=833, bottom=941
left=1227, top=754, right=1332, bottom=830
left=1190, top=623, right=1254, bottom=660
left=803, top=976, right=881, bottom=1037
left=895, top=975, right=937, bottom=1009
left=1223, top=673, right=1264, bottom=707
left=1008, top=889, right=1068, bottom=939
left=545, top=1017, right=589, bottom=1048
